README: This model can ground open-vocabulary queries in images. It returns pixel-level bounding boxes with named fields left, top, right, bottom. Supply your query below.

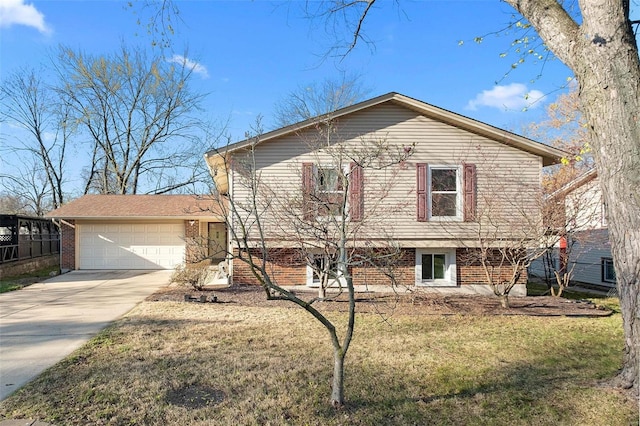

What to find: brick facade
left=456, top=248, right=528, bottom=287
left=231, top=247, right=528, bottom=289
left=61, top=220, right=75, bottom=271
left=232, top=248, right=307, bottom=286
left=351, top=248, right=414, bottom=287
left=184, top=220, right=200, bottom=264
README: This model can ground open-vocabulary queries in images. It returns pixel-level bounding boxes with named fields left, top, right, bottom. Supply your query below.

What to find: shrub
left=171, top=264, right=209, bottom=291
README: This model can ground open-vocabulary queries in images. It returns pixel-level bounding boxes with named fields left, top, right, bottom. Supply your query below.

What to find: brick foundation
left=61, top=220, right=75, bottom=271
left=351, top=248, right=414, bottom=287
left=232, top=248, right=308, bottom=286
left=0, top=254, right=60, bottom=278
left=231, top=247, right=528, bottom=289
left=232, top=247, right=414, bottom=287
left=456, top=248, right=528, bottom=287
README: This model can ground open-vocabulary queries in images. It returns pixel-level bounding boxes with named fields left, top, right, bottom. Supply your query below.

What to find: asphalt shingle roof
left=45, top=195, right=223, bottom=219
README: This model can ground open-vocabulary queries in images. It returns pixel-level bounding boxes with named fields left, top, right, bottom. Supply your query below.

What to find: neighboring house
left=529, top=169, right=615, bottom=290
left=45, top=195, right=224, bottom=271
left=205, top=92, right=564, bottom=295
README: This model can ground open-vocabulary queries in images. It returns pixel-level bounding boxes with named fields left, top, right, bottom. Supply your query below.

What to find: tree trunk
left=505, top=0, right=640, bottom=393
left=571, top=15, right=640, bottom=393
left=499, top=294, right=510, bottom=309
left=331, top=347, right=345, bottom=408
left=318, top=283, right=327, bottom=299
left=583, top=75, right=640, bottom=390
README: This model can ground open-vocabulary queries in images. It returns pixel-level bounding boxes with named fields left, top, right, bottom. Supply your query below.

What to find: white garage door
left=79, top=222, right=185, bottom=269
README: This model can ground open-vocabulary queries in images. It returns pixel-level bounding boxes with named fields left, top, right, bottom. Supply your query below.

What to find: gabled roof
left=45, top=195, right=223, bottom=220
left=549, top=168, right=598, bottom=199
left=205, top=92, right=566, bottom=166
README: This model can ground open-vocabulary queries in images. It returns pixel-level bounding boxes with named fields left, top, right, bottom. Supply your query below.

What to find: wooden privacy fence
left=0, top=215, right=60, bottom=264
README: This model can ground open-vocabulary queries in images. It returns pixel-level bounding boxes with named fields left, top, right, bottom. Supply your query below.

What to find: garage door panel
left=79, top=222, right=185, bottom=270
left=119, top=224, right=134, bottom=232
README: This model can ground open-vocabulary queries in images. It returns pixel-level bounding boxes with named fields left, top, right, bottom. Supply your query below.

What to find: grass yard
left=0, top=294, right=636, bottom=425
left=0, top=266, right=59, bottom=293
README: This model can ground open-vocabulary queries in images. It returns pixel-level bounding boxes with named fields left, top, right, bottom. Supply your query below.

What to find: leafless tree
left=207, top=118, right=411, bottom=408
left=53, top=45, right=208, bottom=195
left=537, top=169, right=605, bottom=297
left=0, top=159, right=53, bottom=216
left=0, top=193, right=31, bottom=215
left=526, top=86, right=593, bottom=191
left=525, top=88, right=599, bottom=297
left=0, top=68, right=71, bottom=210
left=273, top=73, right=370, bottom=128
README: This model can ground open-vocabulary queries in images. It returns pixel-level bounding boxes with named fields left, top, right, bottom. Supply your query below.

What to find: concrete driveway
left=0, top=270, right=172, bottom=401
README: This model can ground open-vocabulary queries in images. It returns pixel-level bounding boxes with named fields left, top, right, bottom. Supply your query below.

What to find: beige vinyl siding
left=231, top=103, right=543, bottom=246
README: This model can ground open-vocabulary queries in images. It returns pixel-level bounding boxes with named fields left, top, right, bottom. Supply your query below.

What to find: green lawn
left=0, top=297, right=636, bottom=425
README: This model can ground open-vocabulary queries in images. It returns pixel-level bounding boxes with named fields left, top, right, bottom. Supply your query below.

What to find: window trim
left=601, top=198, right=608, bottom=227
left=601, top=257, right=616, bottom=283
left=306, top=252, right=346, bottom=287
left=428, top=165, right=463, bottom=221
left=314, top=163, right=349, bottom=218
left=415, top=248, right=457, bottom=287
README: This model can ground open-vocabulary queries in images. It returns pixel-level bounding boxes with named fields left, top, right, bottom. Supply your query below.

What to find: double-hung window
left=430, top=166, right=461, bottom=219
left=303, top=162, right=363, bottom=221
left=417, top=163, right=474, bottom=222
left=316, top=166, right=345, bottom=216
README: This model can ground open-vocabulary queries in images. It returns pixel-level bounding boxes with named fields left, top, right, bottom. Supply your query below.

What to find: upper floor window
left=430, top=167, right=461, bottom=218
left=302, top=162, right=363, bottom=221
left=316, top=166, right=345, bottom=216
left=417, top=163, right=474, bottom=222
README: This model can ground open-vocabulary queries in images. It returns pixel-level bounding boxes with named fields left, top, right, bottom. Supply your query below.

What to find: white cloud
left=466, top=83, right=545, bottom=111
left=167, top=54, right=209, bottom=79
left=0, top=0, right=51, bottom=34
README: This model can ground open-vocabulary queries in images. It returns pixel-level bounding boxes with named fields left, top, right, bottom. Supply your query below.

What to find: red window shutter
left=416, top=163, right=428, bottom=222
left=463, top=163, right=477, bottom=222
left=302, top=162, right=315, bottom=221
left=349, top=162, right=364, bottom=221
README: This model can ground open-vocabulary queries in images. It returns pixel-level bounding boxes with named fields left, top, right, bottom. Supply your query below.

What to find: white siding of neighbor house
left=566, top=177, right=613, bottom=288
left=565, top=176, right=606, bottom=231
left=529, top=175, right=614, bottom=289
left=230, top=102, right=543, bottom=246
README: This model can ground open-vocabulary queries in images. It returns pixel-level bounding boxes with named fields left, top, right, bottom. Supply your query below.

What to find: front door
left=208, top=222, right=227, bottom=264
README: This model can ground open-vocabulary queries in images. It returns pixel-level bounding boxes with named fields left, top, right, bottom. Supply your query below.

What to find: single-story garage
left=46, top=195, right=225, bottom=271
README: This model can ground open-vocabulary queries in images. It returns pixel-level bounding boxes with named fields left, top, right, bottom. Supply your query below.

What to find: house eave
left=204, top=92, right=567, bottom=166
left=47, top=215, right=225, bottom=221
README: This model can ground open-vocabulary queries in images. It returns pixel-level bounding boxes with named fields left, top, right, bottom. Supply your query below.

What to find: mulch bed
left=147, top=284, right=613, bottom=317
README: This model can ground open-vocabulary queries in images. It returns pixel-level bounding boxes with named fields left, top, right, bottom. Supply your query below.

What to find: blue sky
left=1, top=0, right=581, bottom=142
